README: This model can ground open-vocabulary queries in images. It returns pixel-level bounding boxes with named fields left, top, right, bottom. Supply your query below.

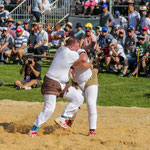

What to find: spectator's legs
left=22, top=79, right=38, bottom=88
left=142, top=58, right=147, bottom=74
left=14, top=80, right=24, bottom=87
left=105, top=56, right=111, bottom=69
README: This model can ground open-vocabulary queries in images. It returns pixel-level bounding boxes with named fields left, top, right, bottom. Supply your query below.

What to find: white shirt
left=37, top=30, right=48, bottom=46
left=110, top=44, right=126, bottom=59
left=23, top=30, right=30, bottom=41
left=73, top=49, right=92, bottom=85
left=142, top=17, right=150, bottom=35
left=46, top=46, right=79, bottom=88
left=112, top=16, right=127, bottom=29
left=128, top=11, right=140, bottom=28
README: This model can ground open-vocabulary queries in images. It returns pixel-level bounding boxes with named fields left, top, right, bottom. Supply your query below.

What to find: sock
left=90, top=129, right=95, bottom=132
left=61, top=115, right=67, bottom=119
left=31, top=125, right=39, bottom=131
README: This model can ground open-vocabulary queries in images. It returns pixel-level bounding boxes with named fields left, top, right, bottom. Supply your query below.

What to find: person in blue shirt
left=74, top=23, right=85, bottom=41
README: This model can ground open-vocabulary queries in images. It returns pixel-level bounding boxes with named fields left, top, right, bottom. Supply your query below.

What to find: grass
left=0, top=61, right=150, bottom=107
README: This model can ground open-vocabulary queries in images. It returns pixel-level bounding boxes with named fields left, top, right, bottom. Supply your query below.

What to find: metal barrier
left=10, top=0, right=34, bottom=22
left=41, top=0, right=71, bottom=28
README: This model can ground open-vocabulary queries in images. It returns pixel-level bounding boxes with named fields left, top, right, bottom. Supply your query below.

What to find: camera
left=28, top=60, right=32, bottom=64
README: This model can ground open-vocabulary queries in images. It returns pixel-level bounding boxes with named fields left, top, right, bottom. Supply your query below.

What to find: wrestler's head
left=65, top=37, right=79, bottom=51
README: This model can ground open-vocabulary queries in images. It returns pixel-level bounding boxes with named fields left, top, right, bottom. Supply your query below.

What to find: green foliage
left=0, top=62, right=150, bottom=107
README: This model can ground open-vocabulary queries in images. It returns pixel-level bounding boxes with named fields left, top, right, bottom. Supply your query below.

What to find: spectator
left=7, top=17, right=15, bottom=30
left=32, top=22, right=39, bottom=35
left=64, top=22, right=74, bottom=38
left=128, top=4, right=141, bottom=30
left=14, top=55, right=42, bottom=90
left=74, top=0, right=85, bottom=15
left=141, top=26, right=149, bottom=42
left=34, top=23, right=48, bottom=57
left=15, top=20, right=22, bottom=30
left=0, top=4, right=10, bottom=27
left=95, top=26, right=102, bottom=41
left=85, top=22, right=96, bottom=34
left=74, top=22, right=85, bottom=41
left=0, top=27, right=14, bottom=64
left=96, top=37, right=112, bottom=72
left=49, top=24, right=64, bottom=47
left=28, top=27, right=37, bottom=53
left=84, top=0, right=97, bottom=15
left=4, top=27, right=27, bottom=65
left=109, top=39, right=128, bottom=77
left=100, top=3, right=113, bottom=27
left=142, top=11, right=150, bottom=35
left=7, top=25, right=16, bottom=38
left=97, top=26, right=113, bottom=49
left=128, top=34, right=150, bottom=77
left=139, top=6, right=147, bottom=30
left=117, top=29, right=126, bottom=46
left=45, top=23, right=52, bottom=43
left=112, top=24, right=120, bottom=40
left=23, top=21, right=30, bottom=31
left=112, top=10, right=127, bottom=30
left=80, top=26, right=97, bottom=58
left=32, top=0, right=43, bottom=22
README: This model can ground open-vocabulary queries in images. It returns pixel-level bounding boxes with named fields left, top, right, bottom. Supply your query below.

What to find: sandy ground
left=0, top=100, right=150, bottom=150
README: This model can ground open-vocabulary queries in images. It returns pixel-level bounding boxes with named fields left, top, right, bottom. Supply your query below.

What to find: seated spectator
left=23, top=21, right=29, bottom=31
left=0, top=4, right=10, bottom=27
left=0, top=27, right=14, bottom=64
left=28, top=27, right=37, bottom=53
left=62, top=22, right=74, bottom=45
left=23, top=28, right=30, bottom=41
left=109, top=39, right=128, bottom=77
left=7, top=25, right=16, bottom=38
left=74, top=0, right=85, bottom=15
left=128, top=34, right=150, bottom=77
left=74, top=22, right=85, bottom=41
left=34, top=23, right=48, bottom=57
left=100, top=4, right=113, bottom=27
left=80, top=26, right=97, bottom=59
left=141, top=26, right=149, bottom=42
left=49, top=24, right=64, bottom=47
left=128, top=4, right=141, bottom=30
left=95, top=26, right=102, bottom=41
left=85, top=22, right=96, bottom=34
left=14, top=55, right=42, bottom=90
left=15, top=20, right=22, bottom=30
left=97, top=26, right=113, bottom=49
left=112, top=24, right=120, bottom=40
left=84, top=0, right=97, bottom=15
left=4, top=27, right=27, bottom=65
left=124, top=24, right=137, bottom=65
left=45, top=23, right=52, bottom=43
left=7, top=18, right=15, bottom=30
left=32, top=22, right=39, bottom=35
left=112, top=10, right=127, bottom=30
left=96, top=37, right=112, bottom=72
left=117, top=29, right=126, bottom=46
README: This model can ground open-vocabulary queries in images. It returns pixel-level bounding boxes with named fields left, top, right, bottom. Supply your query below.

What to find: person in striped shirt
left=4, top=27, right=27, bottom=65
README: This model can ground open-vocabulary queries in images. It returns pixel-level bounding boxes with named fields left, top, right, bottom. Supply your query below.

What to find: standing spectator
left=28, top=27, right=37, bottom=53
left=97, top=26, right=113, bottom=49
left=139, top=6, right=147, bottom=30
left=49, top=24, right=64, bottom=47
left=128, top=4, right=141, bottom=30
left=0, top=4, right=10, bottom=27
left=4, top=27, right=27, bottom=65
left=74, top=22, right=85, bottom=41
left=100, top=3, right=113, bottom=27
left=142, top=11, right=150, bottom=35
left=34, top=23, right=48, bottom=57
left=80, top=26, right=97, bottom=58
left=112, top=10, right=127, bottom=30
left=0, top=27, right=14, bottom=64
left=32, top=0, right=43, bottom=22
left=7, top=18, right=15, bottom=30
left=128, top=34, right=150, bottom=77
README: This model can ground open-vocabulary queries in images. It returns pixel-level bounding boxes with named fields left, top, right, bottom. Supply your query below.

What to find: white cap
left=111, top=39, right=117, bottom=45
